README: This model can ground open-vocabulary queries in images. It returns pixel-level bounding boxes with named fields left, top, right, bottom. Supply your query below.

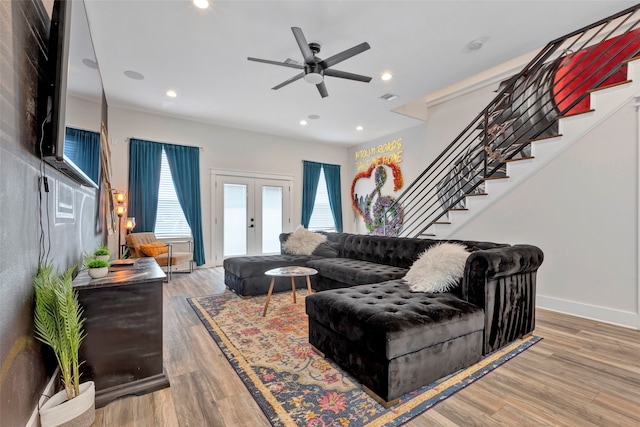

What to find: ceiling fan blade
left=320, top=42, right=370, bottom=69
left=316, top=81, right=328, bottom=98
left=272, top=73, right=304, bottom=90
left=248, top=57, right=304, bottom=70
left=291, top=27, right=316, bottom=64
left=324, top=69, right=372, bottom=83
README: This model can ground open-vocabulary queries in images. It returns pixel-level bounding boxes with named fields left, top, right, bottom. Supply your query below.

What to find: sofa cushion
left=306, top=258, right=408, bottom=287
left=311, top=241, right=340, bottom=258
left=305, top=280, right=484, bottom=359
left=223, top=254, right=316, bottom=278
left=405, top=243, right=470, bottom=293
left=139, top=241, right=168, bottom=257
left=341, top=234, right=509, bottom=269
left=282, top=227, right=327, bottom=255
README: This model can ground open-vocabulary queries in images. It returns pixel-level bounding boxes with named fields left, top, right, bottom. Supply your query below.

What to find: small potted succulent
left=85, top=258, right=110, bottom=279
left=93, top=243, right=110, bottom=262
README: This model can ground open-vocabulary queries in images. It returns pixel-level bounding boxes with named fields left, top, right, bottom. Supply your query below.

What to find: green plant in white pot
left=93, top=243, right=110, bottom=262
left=34, top=262, right=95, bottom=427
left=84, top=258, right=110, bottom=279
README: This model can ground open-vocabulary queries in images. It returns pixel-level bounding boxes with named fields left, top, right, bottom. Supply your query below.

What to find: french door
left=213, top=172, right=292, bottom=265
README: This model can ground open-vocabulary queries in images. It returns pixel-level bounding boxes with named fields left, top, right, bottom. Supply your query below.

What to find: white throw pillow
left=404, top=243, right=470, bottom=293
left=282, top=226, right=327, bottom=255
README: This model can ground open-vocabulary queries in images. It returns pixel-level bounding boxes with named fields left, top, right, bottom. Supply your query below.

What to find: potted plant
left=85, top=258, right=110, bottom=279
left=34, top=262, right=95, bottom=427
left=93, top=243, right=110, bottom=262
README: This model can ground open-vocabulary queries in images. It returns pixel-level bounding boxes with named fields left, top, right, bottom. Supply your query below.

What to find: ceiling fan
left=248, top=27, right=372, bottom=98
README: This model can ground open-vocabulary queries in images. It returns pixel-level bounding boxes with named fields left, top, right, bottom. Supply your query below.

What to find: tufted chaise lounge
left=306, top=280, right=484, bottom=405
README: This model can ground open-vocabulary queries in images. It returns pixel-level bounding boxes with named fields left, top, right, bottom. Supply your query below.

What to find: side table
left=262, top=266, right=317, bottom=316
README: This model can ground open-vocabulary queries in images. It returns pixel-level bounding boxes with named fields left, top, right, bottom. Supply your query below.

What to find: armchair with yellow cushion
left=125, top=232, right=193, bottom=281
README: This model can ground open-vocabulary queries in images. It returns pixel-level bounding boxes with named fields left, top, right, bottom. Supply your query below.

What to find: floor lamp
left=116, top=204, right=126, bottom=257
left=114, top=191, right=127, bottom=258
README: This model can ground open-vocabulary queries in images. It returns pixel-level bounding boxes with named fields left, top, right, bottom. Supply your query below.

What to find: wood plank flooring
left=92, top=267, right=640, bottom=426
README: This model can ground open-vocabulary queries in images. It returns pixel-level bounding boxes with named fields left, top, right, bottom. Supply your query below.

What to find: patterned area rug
left=188, top=291, right=540, bottom=427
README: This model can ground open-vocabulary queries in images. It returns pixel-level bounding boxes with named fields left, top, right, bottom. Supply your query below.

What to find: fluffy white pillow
left=404, top=243, right=470, bottom=293
left=282, top=226, right=327, bottom=255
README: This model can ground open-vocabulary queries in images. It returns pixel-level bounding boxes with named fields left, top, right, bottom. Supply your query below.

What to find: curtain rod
left=127, top=137, right=204, bottom=150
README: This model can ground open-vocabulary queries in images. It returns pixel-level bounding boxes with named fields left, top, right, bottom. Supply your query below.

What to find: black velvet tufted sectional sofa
left=223, top=232, right=544, bottom=405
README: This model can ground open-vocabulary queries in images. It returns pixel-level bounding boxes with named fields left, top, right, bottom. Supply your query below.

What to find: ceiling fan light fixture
left=304, top=64, right=324, bottom=84
left=304, top=73, right=323, bottom=84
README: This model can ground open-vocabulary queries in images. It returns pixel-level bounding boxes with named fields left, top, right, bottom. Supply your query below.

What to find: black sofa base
left=309, top=318, right=483, bottom=404
left=224, top=269, right=314, bottom=297
left=305, top=281, right=485, bottom=403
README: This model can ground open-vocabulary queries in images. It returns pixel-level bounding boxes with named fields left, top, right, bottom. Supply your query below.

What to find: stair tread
left=434, top=221, right=451, bottom=225
left=503, top=156, right=535, bottom=163
left=558, top=109, right=595, bottom=120
left=420, top=233, right=436, bottom=237
left=447, top=208, right=469, bottom=211
left=530, top=133, right=562, bottom=142
left=464, top=193, right=488, bottom=197
left=588, top=79, right=632, bottom=93
left=622, top=55, right=640, bottom=64
left=483, top=175, right=509, bottom=181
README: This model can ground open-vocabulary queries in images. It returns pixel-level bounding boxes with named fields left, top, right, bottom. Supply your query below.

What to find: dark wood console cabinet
left=73, top=257, right=169, bottom=408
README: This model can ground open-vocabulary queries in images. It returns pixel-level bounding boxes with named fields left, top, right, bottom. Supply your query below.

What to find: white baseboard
left=537, top=295, right=639, bottom=330
left=25, top=368, right=59, bottom=427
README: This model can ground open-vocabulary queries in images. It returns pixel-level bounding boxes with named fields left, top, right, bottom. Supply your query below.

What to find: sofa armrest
left=462, top=244, right=544, bottom=354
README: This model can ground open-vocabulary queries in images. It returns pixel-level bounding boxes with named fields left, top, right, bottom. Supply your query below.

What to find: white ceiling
left=78, top=0, right=638, bottom=147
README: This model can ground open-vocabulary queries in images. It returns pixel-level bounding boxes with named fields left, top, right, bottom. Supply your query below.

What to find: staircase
left=435, top=62, right=640, bottom=238
left=384, top=5, right=640, bottom=238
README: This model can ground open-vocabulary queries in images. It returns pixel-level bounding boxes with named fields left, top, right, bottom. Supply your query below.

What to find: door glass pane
left=262, top=186, right=282, bottom=253
left=224, top=183, right=247, bottom=256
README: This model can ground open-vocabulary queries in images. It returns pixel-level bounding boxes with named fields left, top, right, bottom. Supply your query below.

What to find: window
left=308, top=167, right=336, bottom=231
left=154, top=149, right=192, bottom=238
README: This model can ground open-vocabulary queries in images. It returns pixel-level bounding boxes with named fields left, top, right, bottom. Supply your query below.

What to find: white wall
left=449, top=101, right=639, bottom=328
left=106, top=106, right=351, bottom=266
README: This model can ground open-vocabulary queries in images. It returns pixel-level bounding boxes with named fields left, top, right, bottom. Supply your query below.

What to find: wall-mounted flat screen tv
left=39, top=0, right=103, bottom=188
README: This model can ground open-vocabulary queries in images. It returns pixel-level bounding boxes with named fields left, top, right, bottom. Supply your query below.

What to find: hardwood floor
left=92, top=267, right=640, bottom=426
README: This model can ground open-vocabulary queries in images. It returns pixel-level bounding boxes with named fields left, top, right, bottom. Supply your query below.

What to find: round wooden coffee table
left=262, top=266, right=317, bottom=317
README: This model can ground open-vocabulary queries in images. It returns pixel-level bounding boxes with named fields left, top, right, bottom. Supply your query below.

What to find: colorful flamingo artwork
left=351, top=158, right=405, bottom=236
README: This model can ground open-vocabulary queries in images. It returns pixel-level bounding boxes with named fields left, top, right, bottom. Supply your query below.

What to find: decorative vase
left=39, top=381, right=95, bottom=427
left=95, top=255, right=110, bottom=262
left=88, top=267, right=108, bottom=279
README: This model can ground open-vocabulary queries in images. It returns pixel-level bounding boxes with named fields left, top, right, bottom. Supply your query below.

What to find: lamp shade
left=114, top=191, right=126, bottom=203
left=124, top=217, right=136, bottom=230
left=116, top=203, right=126, bottom=217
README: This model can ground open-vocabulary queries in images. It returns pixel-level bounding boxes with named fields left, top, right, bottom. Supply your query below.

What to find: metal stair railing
left=382, top=5, right=640, bottom=238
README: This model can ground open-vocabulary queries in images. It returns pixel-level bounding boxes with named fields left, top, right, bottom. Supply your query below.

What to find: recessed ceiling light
left=381, top=72, right=392, bottom=81
left=300, top=120, right=308, bottom=126
left=356, top=126, right=364, bottom=131
left=468, top=39, right=484, bottom=50
left=193, top=0, right=209, bottom=9
left=124, top=70, right=144, bottom=80
left=82, top=58, right=98, bottom=69
left=166, top=90, right=177, bottom=98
